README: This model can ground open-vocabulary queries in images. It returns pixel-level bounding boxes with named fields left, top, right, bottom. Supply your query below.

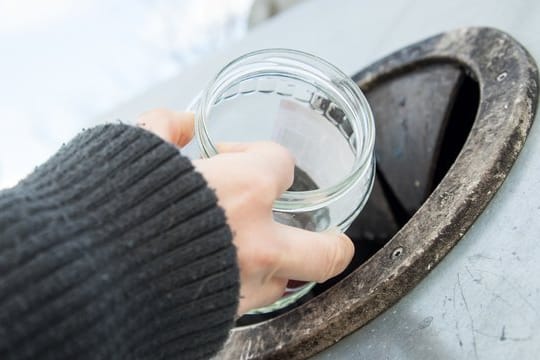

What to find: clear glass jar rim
left=194, top=48, right=376, bottom=212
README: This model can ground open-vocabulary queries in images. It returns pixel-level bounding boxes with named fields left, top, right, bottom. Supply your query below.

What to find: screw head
left=391, top=247, right=404, bottom=259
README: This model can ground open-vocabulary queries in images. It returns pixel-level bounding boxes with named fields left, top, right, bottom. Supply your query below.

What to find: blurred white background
left=0, top=0, right=255, bottom=187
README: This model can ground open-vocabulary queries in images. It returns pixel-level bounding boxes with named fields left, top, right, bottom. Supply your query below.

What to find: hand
left=137, top=109, right=355, bottom=315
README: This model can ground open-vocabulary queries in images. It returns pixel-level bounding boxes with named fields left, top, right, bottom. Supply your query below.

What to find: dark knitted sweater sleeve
left=0, top=124, right=239, bottom=360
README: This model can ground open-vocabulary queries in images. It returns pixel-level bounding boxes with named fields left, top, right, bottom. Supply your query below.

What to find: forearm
left=0, top=124, right=239, bottom=360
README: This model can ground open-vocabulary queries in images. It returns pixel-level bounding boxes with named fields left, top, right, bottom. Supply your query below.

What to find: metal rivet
left=391, top=247, right=404, bottom=259
left=497, top=72, right=508, bottom=82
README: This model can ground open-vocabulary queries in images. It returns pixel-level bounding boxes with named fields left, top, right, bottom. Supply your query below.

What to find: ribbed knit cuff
left=0, top=124, right=239, bottom=360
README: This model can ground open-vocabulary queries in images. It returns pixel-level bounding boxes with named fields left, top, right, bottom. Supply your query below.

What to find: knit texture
left=0, top=124, right=239, bottom=359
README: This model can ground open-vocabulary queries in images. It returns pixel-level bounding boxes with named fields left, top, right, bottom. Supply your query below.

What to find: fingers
left=217, top=141, right=296, bottom=195
left=273, top=223, right=355, bottom=283
left=137, top=109, right=194, bottom=147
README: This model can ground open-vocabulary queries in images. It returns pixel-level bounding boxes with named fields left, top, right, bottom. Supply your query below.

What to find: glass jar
left=188, top=49, right=375, bottom=313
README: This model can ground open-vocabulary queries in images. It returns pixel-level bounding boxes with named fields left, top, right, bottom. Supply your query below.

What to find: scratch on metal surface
left=465, top=266, right=482, bottom=283
left=469, top=267, right=512, bottom=308
left=473, top=328, right=532, bottom=342
left=453, top=282, right=464, bottom=348
left=458, top=273, right=479, bottom=360
left=475, top=268, right=539, bottom=315
left=467, top=253, right=497, bottom=262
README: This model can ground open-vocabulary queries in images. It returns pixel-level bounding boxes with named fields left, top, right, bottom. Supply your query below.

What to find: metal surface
left=214, top=27, right=539, bottom=360
left=99, top=0, right=540, bottom=359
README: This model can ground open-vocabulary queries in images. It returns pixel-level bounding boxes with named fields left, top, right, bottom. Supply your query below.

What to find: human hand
left=137, top=109, right=355, bottom=315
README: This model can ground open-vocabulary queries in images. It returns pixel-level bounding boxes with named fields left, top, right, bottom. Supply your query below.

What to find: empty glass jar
left=188, top=49, right=375, bottom=313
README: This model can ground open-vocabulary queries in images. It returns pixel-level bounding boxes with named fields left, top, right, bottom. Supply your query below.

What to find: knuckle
left=271, top=143, right=296, bottom=172
left=237, top=243, right=281, bottom=275
left=259, top=142, right=295, bottom=167
left=273, top=143, right=295, bottom=165
left=255, top=247, right=281, bottom=270
left=245, top=171, right=278, bottom=200
left=262, top=142, right=295, bottom=189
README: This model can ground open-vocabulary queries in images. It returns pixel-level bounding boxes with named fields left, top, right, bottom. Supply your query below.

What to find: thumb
left=137, top=109, right=195, bottom=147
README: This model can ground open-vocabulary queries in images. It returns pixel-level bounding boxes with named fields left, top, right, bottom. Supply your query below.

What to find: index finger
left=273, top=223, right=355, bottom=283
left=217, top=141, right=296, bottom=195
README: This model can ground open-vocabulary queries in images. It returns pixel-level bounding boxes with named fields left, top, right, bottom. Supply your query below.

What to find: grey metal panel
left=312, top=122, right=540, bottom=360
left=97, top=0, right=540, bottom=358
